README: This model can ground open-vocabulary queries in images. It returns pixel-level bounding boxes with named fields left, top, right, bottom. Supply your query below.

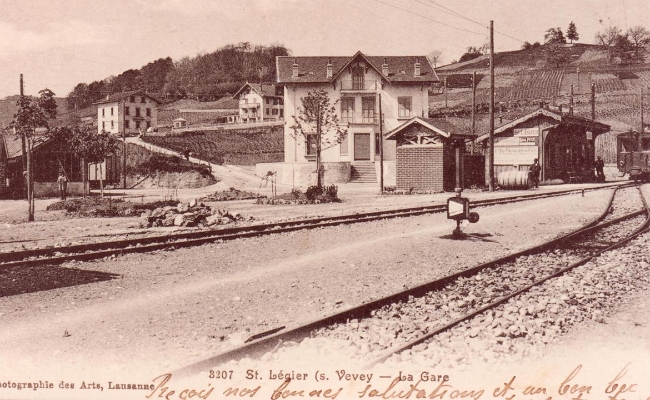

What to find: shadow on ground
left=439, top=232, right=497, bottom=243
left=0, top=265, right=119, bottom=297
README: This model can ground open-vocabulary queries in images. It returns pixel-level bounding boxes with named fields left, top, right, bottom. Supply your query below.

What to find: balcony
left=340, top=113, right=379, bottom=125
left=340, top=80, right=379, bottom=92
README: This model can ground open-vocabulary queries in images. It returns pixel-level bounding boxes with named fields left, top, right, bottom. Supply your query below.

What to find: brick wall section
left=396, top=146, right=444, bottom=192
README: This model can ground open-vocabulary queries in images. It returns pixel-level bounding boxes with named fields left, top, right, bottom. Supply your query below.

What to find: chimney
left=414, top=57, right=421, bottom=77
left=292, top=58, right=299, bottom=78
left=326, top=58, right=333, bottom=79
left=382, top=57, right=389, bottom=76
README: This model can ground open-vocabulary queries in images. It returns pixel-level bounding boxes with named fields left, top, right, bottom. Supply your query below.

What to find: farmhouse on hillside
left=233, top=82, right=284, bottom=123
left=476, top=108, right=610, bottom=183
left=95, top=90, right=161, bottom=136
left=259, top=51, right=440, bottom=186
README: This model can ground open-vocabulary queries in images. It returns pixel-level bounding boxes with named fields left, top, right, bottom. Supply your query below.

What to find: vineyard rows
left=142, top=126, right=283, bottom=165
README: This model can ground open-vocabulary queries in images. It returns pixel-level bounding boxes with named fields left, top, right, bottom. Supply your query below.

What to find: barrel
left=497, top=170, right=531, bottom=190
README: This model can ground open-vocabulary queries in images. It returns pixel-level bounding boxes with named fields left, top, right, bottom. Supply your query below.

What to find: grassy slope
left=141, top=126, right=283, bottom=165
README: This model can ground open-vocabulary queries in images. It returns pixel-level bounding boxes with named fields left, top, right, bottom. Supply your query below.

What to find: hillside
left=433, top=43, right=650, bottom=135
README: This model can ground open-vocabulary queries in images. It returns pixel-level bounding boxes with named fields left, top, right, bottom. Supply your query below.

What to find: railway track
left=172, top=183, right=649, bottom=376
left=0, top=182, right=634, bottom=269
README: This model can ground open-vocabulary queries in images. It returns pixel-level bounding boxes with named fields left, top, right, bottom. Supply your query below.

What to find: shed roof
left=3, top=134, right=50, bottom=160
left=386, top=116, right=476, bottom=141
left=475, top=108, right=610, bottom=142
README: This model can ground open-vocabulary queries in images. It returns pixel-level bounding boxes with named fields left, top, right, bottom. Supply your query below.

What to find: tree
left=49, top=126, right=119, bottom=197
left=544, top=27, right=566, bottom=44
left=11, top=88, right=58, bottom=221
left=567, top=22, right=579, bottom=43
left=627, top=26, right=650, bottom=59
left=545, top=43, right=569, bottom=67
left=290, top=89, right=348, bottom=188
left=427, top=49, right=443, bottom=68
left=595, top=25, right=623, bottom=59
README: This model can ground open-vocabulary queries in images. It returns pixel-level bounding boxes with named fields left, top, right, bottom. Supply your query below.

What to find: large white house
left=259, top=51, right=439, bottom=186
left=95, top=90, right=160, bottom=135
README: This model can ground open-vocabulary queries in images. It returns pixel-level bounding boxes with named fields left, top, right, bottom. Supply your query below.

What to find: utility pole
left=570, top=84, right=574, bottom=115
left=591, top=82, right=596, bottom=120
left=487, top=20, right=495, bottom=191
left=641, top=87, right=644, bottom=151
left=123, top=121, right=127, bottom=190
left=379, top=93, right=384, bottom=193
left=471, top=71, right=476, bottom=155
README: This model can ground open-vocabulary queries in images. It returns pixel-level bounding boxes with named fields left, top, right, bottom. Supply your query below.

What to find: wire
left=370, top=0, right=486, bottom=36
left=416, top=0, right=526, bottom=44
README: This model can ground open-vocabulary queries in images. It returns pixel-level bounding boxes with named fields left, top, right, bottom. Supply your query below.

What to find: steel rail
left=0, top=183, right=632, bottom=269
left=365, top=185, right=650, bottom=367
left=172, top=184, right=641, bottom=377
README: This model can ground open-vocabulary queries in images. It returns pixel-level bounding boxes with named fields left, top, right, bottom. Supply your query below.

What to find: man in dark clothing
left=529, top=158, right=541, bottom=188
left=595, top=156, right=605, bottom=182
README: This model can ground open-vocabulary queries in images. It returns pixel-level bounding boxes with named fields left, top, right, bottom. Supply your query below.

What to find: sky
left=1, top=0, right=650, bottom=98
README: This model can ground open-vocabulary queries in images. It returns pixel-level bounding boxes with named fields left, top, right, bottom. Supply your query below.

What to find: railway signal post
left=447, top=189, right=479, bottom=236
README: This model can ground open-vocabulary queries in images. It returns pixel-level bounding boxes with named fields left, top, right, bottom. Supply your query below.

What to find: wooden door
left=354, top=133, right=371, bottom=160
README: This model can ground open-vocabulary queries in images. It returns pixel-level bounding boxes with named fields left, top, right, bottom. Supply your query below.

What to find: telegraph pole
left=379, top=93, right=384, bottom=192
left=471, top=71, right=476, bottom=155
left=641, top=87, right=644, bottom=151
left=123, top=122, right=127, bottom=190
left=488, top=20, right=495, bottom=191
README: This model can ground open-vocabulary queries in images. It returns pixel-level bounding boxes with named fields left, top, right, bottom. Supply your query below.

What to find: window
left=135, top=107, right=141, bottom=117
left=111, top=107, right=114, bottom=116
left=272, top=109, right=278, bottom=115
left=102, top=121, right=105, bottom=130
left=362, top=97, right=375, bottom=123
left=352, top=65, right=365, bottom=90
left=340, top=134, right=348, bottom=155
left=125, top=120, right=130, bottom=129
left=146, top=108, right=151, bottom=117
left=111, top=121, right=114, bottom=129
left=146, top=121, right=151, bottom=129
left=135, top=120, right=141, bottom=129
left=125, top=107, right=130, bottom=116
left=130, top=96, right=135, bottom=103
left=340, top=98, right=355, bottom=123
left=266, top=108, right=269, bottom=115
left=398, top=97, right=412, bottom=118
left=141, top=96, right=146, bottom=103
left=306, top=134, right=317, bottom=156
left=102, top=108, right=105, bottom=117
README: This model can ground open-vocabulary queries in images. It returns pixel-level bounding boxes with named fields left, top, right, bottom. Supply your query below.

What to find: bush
left=305, top=185, right=322, bottom=201
left=291, top=188, right=302, bottom=200
left=323, top=185, right=338, bottom=200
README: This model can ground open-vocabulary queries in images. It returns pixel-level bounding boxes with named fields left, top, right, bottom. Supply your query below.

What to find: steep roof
left=94, top=90, right=161, bottom=105
left=276, top=51, right=439, bottom=84
left=386, top=116, right=476, bottom=141
left=232, top=82, right=281, bottom=99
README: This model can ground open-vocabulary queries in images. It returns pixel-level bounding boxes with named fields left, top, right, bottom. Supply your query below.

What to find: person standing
left=529, top=158, right=541, bottom=188
left=595, top=156, right=605, bottom=182
left=57, top=172, right=68, bottom=200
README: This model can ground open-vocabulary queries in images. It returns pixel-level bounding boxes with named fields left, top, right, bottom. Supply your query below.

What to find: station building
left=476, top=108, right=610, bottom=183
